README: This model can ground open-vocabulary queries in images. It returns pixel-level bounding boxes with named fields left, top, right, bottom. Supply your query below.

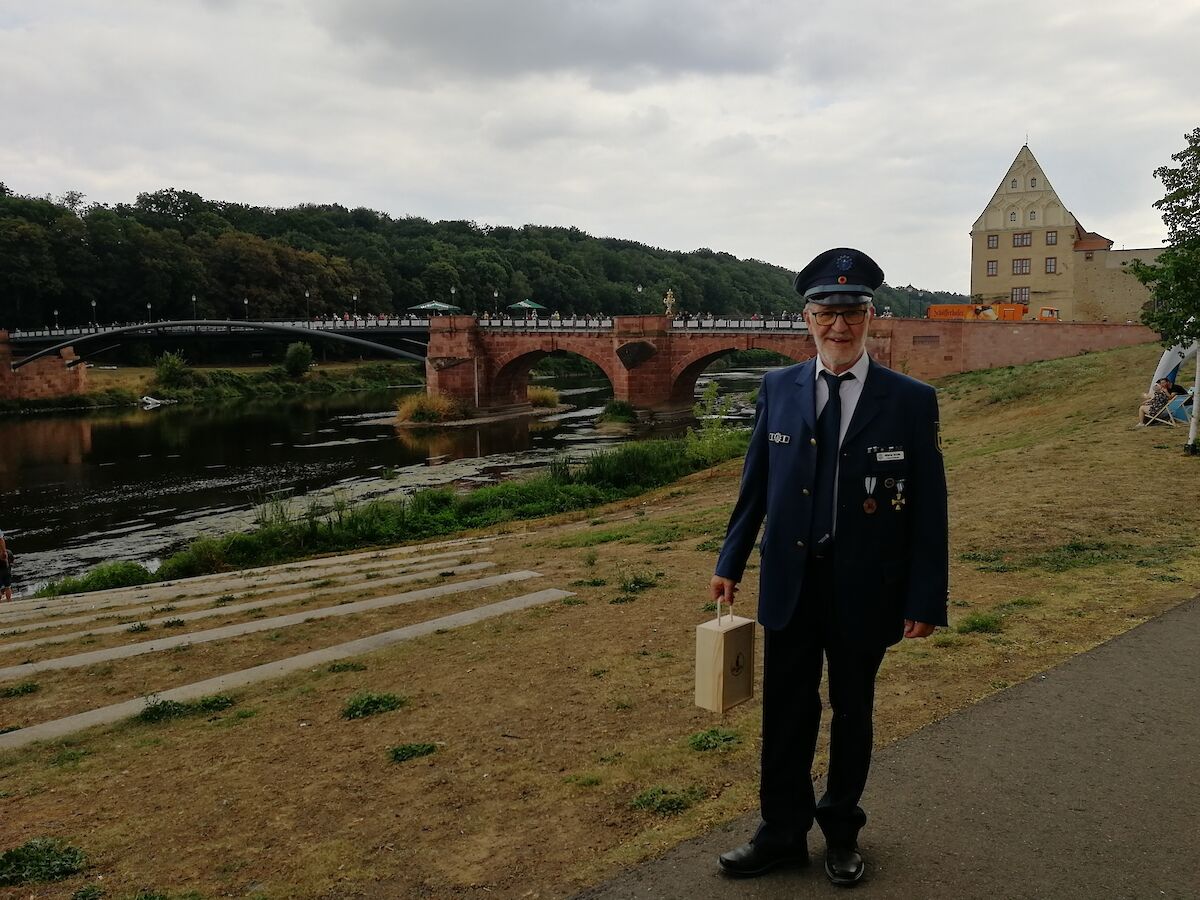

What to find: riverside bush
left=284, top=342, right=314, bottom=378
left=598, top=400, right=636, bottom=423
left=40, top=427, right=750, bottom=595
left=396, top=393, right=469, bottom=423
left=527, top=385, right=559, bottom=407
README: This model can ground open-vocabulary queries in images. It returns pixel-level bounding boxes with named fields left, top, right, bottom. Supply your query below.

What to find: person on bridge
left=710, top=247, right=949, bottom=887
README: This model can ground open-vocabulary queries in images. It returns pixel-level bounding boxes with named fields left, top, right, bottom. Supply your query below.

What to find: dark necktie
left=810, top=370, right=855, bottom=552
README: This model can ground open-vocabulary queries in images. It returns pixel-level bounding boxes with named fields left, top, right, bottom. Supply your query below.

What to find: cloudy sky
left=3, top=1, right=1198, bottom=292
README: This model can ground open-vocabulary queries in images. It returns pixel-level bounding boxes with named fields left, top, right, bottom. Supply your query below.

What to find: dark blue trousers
left=756, top=555, right=887, bottom=848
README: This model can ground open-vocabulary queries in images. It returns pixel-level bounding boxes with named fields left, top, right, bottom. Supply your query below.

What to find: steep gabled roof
left=1072, top=219, right=1114, bottom=251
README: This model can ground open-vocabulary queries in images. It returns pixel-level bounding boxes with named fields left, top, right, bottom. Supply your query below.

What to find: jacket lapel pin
left=768, top=432, right=791, bottom=444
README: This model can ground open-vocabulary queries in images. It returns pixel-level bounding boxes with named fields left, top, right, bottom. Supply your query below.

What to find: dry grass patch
left=527, top=385, right=560, bottom=407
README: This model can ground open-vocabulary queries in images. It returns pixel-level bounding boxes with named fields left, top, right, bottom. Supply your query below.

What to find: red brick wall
left=0, top=331, right=89, bottom=401
left=879, top=319, right=1157, bottom=381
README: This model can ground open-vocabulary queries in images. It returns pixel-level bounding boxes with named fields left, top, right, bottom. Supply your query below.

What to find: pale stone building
left=969, top=145, right=1162, bottom=322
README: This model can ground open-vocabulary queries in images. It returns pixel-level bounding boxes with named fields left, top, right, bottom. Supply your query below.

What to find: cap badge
left=837, top=276, right=847, bottom=284
left=835, top=254, right=854, bottom=271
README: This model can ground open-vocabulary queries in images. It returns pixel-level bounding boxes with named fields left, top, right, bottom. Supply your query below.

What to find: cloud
left=0, top=0, right=1198, bottom=292
left=314, top=0, right=789, bottom=85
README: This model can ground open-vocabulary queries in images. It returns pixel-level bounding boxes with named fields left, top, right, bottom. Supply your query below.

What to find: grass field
left=1, top=342, right=1197, bottom=899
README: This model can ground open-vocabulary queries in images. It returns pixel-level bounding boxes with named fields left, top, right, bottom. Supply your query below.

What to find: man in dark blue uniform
left=711, top=247, right=948, bottom=886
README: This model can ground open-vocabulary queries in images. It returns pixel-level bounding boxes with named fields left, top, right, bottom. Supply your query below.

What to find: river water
left=1, top=370, right=763, bottom=594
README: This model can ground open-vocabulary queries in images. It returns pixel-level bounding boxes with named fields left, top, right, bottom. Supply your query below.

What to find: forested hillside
left=0, top=184, right=964, bottom=329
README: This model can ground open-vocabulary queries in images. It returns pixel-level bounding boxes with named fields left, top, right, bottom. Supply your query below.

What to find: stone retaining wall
left=0, top=331, right=89, bottom=401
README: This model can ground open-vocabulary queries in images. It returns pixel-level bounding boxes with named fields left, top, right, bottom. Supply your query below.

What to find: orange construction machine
left=925, top=303, right=1060, bottom=323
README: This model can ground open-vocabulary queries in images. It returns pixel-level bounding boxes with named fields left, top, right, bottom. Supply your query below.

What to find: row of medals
left=863, top=476, right=905, bottom=515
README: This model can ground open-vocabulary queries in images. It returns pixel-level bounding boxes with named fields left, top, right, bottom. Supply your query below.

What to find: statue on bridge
left=663, top=288, right=677, bottom=317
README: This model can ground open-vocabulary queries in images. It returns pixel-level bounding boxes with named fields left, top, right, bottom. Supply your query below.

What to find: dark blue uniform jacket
left=715, top=357, right=949, bottom=646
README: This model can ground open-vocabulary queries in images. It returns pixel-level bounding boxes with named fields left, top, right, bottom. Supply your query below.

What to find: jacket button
left=809, top=438, right=817, bottom=446
left=802, top=488, right=810, bottom=496
left=796, top=540, right=805, bottom=548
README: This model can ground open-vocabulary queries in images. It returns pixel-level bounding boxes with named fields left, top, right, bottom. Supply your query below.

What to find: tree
left=284, top=342, right=314, bottom=378
left=1130, top=127, right=1200, bottom=346
left=1130, top=127, right=1200, bottom=454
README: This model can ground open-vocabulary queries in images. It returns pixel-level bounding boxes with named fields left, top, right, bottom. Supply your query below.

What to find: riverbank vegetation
left=0, top=184, right=965, bottom=332
left=36, top=426, right=750, bottom=597
left=0, top=354, right=422, bottom=416
left=142, top=351, right=419, bottom=404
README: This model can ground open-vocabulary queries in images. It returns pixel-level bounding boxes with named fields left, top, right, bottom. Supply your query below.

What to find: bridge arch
left=667, top=338, right=814, bottom=407
left=10, top=320, right=424, bottom=370
left=489, top=339, right=620, bottom=408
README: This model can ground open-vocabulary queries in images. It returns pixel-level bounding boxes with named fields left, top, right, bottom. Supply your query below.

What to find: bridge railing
left=9, top=316, right=808, bottom=339
left=478, top=317, right=809, bottom=332
left=7, top=318, right=435, bottom=340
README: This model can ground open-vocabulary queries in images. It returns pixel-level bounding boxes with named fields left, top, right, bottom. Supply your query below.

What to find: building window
left=987, top=234, right=999, bottom=249
left=1045, top=257, right=1057, bottom=274
left=1012, top=258, right=1031, bottom=275
left=1013, top=232, right=1032, bottom=247
left=1031, top=177, right=1038, bottom=188
left=1009, top=211, right=1017, bottom=222
left=913, top=335, right=941, bottom=346
left=1011, top=287, right=1030, bottom=303
left=1011, top=179, right=1018, bottom=189
left=1029, top=210, right=1037, bottom=221
left=987, top=260, right=998, bottom=276
left=1046, top=231, right=1057, bottom=245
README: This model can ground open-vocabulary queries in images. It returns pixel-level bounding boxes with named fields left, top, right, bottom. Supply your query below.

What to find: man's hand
left=710, top=575, right=738, bottom=605
left=903, top=620, right=935, bottom=639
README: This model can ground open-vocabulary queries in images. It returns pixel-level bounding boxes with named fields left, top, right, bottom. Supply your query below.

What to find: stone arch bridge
left=427, top=315, right=816, bottom=418
left=426, top=315, right=1157, bottom=418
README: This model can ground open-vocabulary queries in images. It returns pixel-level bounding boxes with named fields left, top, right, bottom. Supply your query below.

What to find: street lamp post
left=450, top=286, right=457, bottom=310
left=352, top=293, right=358, bottom=321
left=493, top=289, right=499, bottom=318
left=244, top=298, right=249, bottom=321
left=191, top=293, right=197, bottom=319
left=91, top=299, right=97, bottom=329
left=147, top=302, right=152, bottom=323
left=53, top=309, right=59, bottom=330
left=305, top=290, right=310, bottom=325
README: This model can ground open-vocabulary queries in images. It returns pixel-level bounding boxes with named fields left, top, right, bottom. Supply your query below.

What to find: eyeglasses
left=807, top=308, right=868, bottom=326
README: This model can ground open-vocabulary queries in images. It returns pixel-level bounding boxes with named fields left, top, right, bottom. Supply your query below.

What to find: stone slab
left=0, top=587, right=573, bottom=750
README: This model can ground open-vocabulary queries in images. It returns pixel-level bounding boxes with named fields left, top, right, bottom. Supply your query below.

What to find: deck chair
left=1141, top=391, right=1192, bottom=426
left=1166, top=392, right=1193, bottom=425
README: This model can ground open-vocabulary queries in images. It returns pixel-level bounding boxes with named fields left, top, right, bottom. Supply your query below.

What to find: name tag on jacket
left=769, top=432, right=791, bottom=444
left=875, top=449, right=904, bottom=461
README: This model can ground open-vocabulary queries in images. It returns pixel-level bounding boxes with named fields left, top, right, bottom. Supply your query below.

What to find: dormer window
left=1009, top=211, right=1017, bottom=222
left=1011, top=179, right=1018, bottom=189
left=1030, top=177, right=1038, bottom=188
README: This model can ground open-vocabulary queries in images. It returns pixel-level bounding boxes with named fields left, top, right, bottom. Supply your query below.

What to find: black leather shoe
left=718, top=839, right=809, bottom=878
left=824, top=845, right=865, bottom=886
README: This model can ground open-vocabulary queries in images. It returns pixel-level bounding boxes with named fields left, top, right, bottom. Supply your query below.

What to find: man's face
left=804, top=300, right=873, bottom=373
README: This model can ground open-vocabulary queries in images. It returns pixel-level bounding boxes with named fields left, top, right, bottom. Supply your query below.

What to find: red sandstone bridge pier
left=425, top=315, right=1156, bottom=418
